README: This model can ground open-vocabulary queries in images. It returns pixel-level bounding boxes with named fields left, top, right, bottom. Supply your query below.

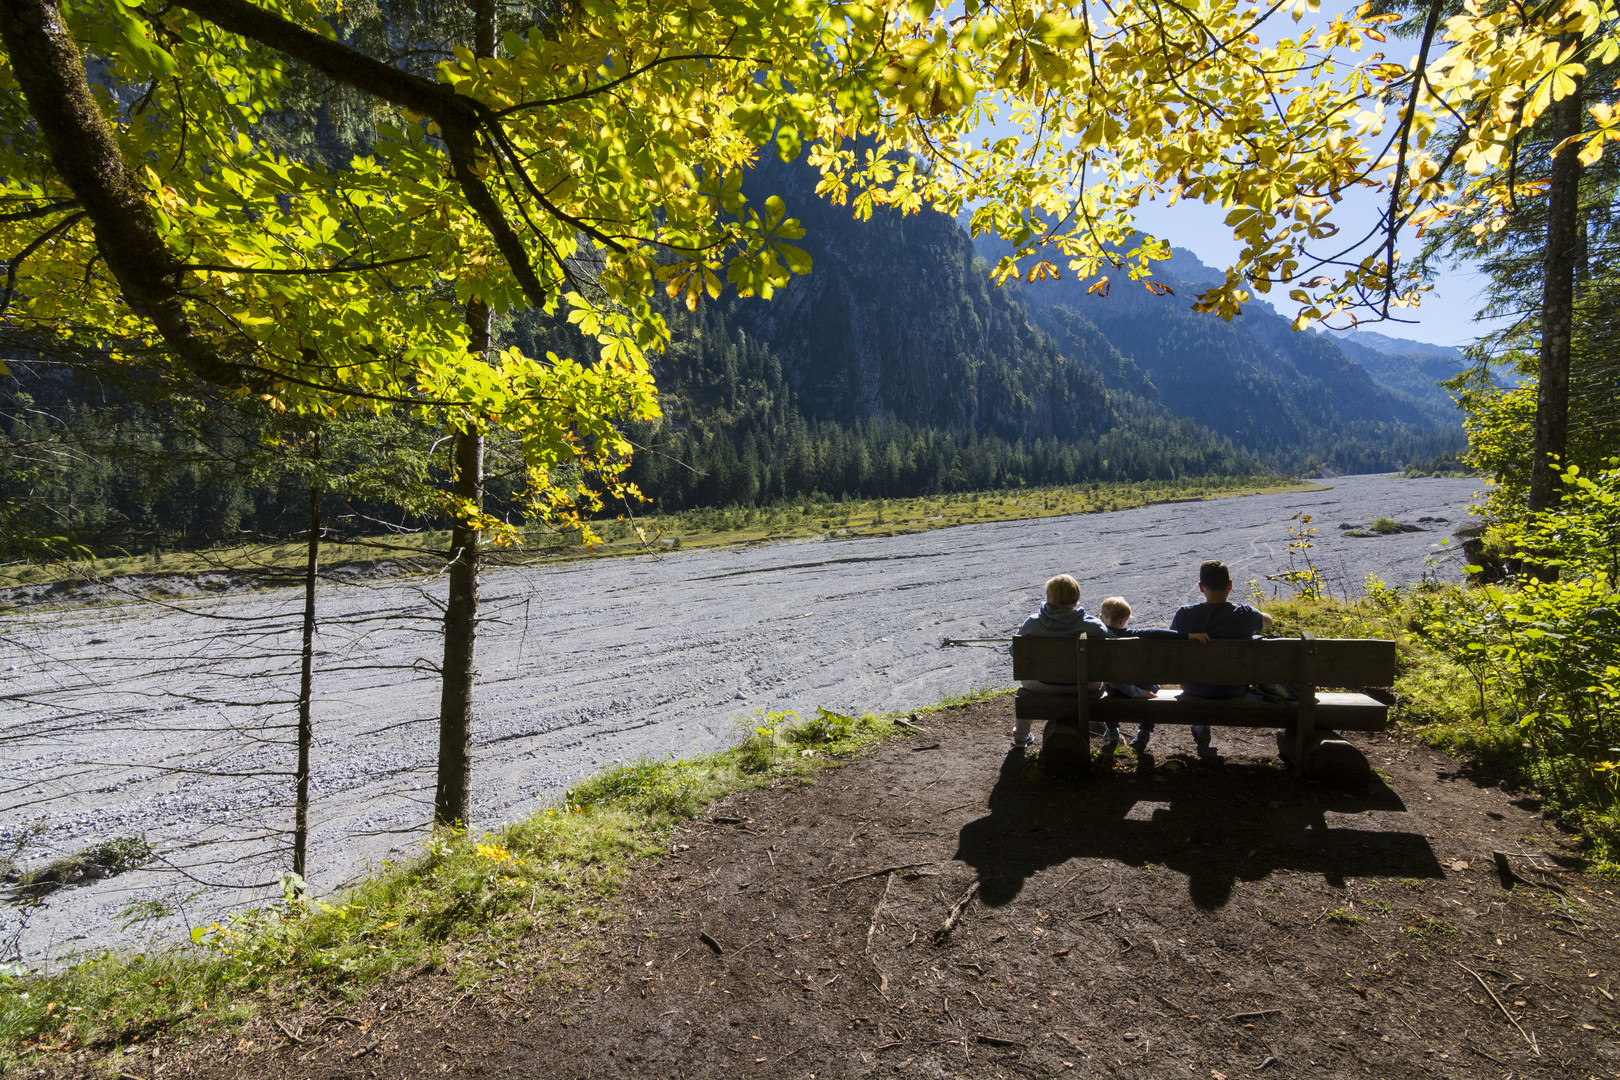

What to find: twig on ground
left=1457, top=961, right=1539, bottom=1055
left=1224, top=1009, right=1283, bottom=1022
left=976, top=1033, right=1021, bottom=1047
left=347, top=1040, right=382, bottom=1061
left=935, top=880, right=981, bottom=942
left=698, top=931, right=724, bottom=955
left=273, top=1018, right=306, bottom=1044
left=824, top=862, right=935, bottom=888
left=867, top=872, right=895, bottom=951
left=1156, top=994, right=1191, bottom=1016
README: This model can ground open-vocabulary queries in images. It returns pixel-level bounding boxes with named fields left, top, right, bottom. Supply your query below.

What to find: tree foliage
left=1413, top=460, right=1620, bottom=863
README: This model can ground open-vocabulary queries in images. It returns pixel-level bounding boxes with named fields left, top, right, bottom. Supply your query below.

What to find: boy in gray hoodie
left=1011, top=574, right=1108, bottom=747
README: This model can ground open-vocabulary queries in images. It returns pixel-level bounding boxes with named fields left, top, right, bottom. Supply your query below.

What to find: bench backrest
left=1011, top=635, right=1396, bottom=689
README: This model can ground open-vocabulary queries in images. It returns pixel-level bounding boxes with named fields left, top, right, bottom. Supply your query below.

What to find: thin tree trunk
left=293, top=453, right=319, bottom=879
left=434, top=301, right=489, bottom=828
left=433, top=0, right=498, bottom=830
left=1531, top=54, right=1583, bottom=516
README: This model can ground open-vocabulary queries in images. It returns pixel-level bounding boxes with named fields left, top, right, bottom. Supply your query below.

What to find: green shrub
left=786, top=707, right=858, bottom=745
left=566, top=759, right=703, bottom=817
left=736, top=710, right=794, bottom=772
left=1409, top=460, right=1620, bottom=868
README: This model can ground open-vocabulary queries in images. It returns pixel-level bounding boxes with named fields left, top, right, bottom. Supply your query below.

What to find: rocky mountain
left=516, top=158, right=1468, bottom=510
left=973, top=236, right=1466, bottom=450
left=1324, top=328, right=1478, bottom=418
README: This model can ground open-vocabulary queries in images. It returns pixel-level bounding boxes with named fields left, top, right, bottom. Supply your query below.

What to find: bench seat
left=1014, top=688, right=1389, bottom=730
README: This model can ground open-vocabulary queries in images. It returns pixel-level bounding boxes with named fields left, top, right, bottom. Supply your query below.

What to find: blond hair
left=1099, top=596, right=1132, bottom=623
left=1044, top=574, right=1081, bottom=607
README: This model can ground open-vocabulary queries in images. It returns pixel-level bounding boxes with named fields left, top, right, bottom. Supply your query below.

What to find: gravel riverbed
left=0, top=474, right=1479, bottom=966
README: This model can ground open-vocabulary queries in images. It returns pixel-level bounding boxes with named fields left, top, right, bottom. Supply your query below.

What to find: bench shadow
left=955, top=748, right=1443, bottom=910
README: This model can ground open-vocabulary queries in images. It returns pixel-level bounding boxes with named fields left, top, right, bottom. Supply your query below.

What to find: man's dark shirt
left=1169, top=601, right=1265, bottom=698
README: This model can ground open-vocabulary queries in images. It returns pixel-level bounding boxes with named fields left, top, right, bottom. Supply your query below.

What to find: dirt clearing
left=128, top=698, right=1619, bottom=1080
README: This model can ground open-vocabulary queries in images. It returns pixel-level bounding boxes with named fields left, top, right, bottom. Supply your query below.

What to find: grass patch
left=10, top=836, right=153, bottom=898
left=0, top=705, right=904, bottom=1066
left=1265, top=591, right=1529, bottom=785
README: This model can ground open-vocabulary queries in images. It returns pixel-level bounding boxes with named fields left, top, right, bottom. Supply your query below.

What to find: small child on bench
left=1011, top=573, right=1107, bottom=748
left=1097, top=596, right=1162, bottom=754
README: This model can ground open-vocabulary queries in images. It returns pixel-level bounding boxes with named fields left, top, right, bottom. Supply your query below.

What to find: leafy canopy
left=8, top=0, right=1620, bottom=527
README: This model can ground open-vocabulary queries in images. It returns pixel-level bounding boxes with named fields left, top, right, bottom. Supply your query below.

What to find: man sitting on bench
left=1131, top=559, right=1273, bottom=761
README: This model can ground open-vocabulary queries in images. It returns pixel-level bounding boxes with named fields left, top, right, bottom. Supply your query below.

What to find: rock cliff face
left=724, top=154, right=1153, bottom=446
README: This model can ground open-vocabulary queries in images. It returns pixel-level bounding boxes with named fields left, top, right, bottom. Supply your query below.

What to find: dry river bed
left=0, top=475, right=1478, bottom=967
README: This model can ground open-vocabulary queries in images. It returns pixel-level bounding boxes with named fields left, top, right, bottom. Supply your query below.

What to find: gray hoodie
left=1017, top=602, right=1108, bottom=640
left=1014, top=603, right=1107, bottom=694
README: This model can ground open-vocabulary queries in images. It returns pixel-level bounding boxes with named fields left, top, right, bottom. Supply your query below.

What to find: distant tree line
left=1, top=298, right=1466, bottom=559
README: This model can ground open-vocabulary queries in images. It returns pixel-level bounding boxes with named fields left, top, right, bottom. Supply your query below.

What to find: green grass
left=13, top=836, right=152, bottom=897
left=0, top=705, right=911, bottom=1067
left=1264, top=591, right=1530, bottom=783
left=0, top=476, right=1319, bottom=594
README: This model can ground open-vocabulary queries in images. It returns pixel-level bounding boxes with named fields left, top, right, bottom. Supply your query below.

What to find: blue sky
left=1130, top=197, right=1507, bottom=351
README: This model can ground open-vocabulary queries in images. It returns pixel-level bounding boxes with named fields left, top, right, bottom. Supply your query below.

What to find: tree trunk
left=433, top=1, right=499, bottom=830
left=433, top=301, right=489, bottom=828
left=293, top=460, right=319, bottom=880
left=1530, top=55, right=1584, bottom=515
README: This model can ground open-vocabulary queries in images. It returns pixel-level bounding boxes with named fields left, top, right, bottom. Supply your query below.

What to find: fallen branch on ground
left=1457, top=961, right=1539, bottom=1056
left=935, top=880, right=981, bottom=942
left=866, top=872, right=894, bottom=951
left=824, top=862, right=935, bottom=888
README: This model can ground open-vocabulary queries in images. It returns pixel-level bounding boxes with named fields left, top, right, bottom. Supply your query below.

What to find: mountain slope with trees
left=970, top=236, right=1465, bottom=465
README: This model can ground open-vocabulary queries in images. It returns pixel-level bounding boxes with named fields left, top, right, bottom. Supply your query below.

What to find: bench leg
left=1040, top=720, right=1091, bottom=777
left=1276, top=730, right=1372, bottom=789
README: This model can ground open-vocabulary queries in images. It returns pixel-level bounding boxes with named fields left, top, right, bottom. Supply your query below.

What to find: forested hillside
left=973, top=235, right=1467, bottom=468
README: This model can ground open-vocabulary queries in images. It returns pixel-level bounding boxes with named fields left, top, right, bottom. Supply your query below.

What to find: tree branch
left=0, top=0, right=241, bottom=382
left=168, top=0, right=551, bottom=305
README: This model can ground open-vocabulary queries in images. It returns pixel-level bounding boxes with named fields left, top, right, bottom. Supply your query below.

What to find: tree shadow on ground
left=955, top=747, right=1443, bottom=910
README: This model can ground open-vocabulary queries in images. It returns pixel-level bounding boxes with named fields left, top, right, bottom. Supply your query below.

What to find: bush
left=736, top=710, right=794, bottom=772
left=786, top=707, right=858, bottom=745
left=1410, top=460, right=1620, bottom=867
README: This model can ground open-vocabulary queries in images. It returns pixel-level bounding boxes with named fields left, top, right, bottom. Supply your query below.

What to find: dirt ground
left=107, top=699, right=1619, bottom=1080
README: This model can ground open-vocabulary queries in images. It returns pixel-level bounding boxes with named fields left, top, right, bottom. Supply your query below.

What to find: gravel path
left=0, top=475, right=1478, bottom=965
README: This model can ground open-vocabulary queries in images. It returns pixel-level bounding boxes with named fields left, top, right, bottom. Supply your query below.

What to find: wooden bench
left=1010, top=635, right=1397, bottom=784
